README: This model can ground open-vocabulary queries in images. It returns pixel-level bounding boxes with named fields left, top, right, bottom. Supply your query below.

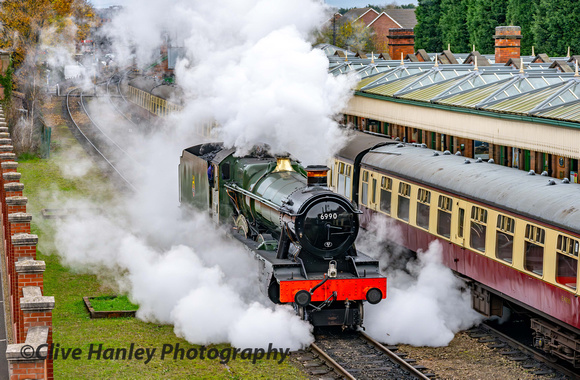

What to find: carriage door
left=212, top=164, right=220, bottom=223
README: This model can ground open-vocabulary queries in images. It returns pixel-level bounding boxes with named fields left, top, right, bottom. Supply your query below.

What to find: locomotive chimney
left=305, top=165, right=329, bottom=187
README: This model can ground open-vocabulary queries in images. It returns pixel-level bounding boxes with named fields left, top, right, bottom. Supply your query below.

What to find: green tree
left=532, top=0, right=580, bottom=56
left=466, top=0, right=506, bottom=54
left=506, top=0, right=538, bottom=55
left=415, top=0, right=442, bottom=51
left=439, top=0, right=470, bottom=53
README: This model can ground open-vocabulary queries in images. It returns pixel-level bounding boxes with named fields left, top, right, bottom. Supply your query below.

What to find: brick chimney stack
left=388, top=28, right=415, bottom=61
left=494, top=26, right=521, bottom=64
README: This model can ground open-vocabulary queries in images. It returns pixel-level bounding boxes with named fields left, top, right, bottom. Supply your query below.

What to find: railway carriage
left=126, top=75, right=215, bottom=138
left=332, top=131, right=580, bottom=367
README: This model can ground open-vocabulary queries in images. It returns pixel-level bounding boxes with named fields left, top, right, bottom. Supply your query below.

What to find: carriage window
left=557, top=235, right=579, bottom=257
left=416, top=189, right=431, bottom=230
left=337, top=163, right=345, bottom=196
left=556, top=235, right=578, bottom=289
left=524, top=224, right=545, bottom=275
left=470, top=206, right=487, bottom=252
left=496, top=215, right=515, bottom=263
left=397, top=182, right=410, bottom=221
left=556, top=253, right=577, bottom=289
left=380, top=177, right=392, bottom=214
left=437, top=195, right=452, bottom=238
left=345, top=174, right=351, bottom=198
left=371, top=178, right=377, bottom=204
left=458, top=208, right=465, bottom=238
left=361, top=171, right=369, bottom=205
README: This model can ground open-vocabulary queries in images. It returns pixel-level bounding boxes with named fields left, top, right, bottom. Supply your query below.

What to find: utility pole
left=333, top=13, right=336, bottom=46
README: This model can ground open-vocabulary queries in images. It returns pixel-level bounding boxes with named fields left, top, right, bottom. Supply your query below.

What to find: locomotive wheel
left=294, top=304, right=307, bottom=321
left=358, top=301, right=364, bottom=326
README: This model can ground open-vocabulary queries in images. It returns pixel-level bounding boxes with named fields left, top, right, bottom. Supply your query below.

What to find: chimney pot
left=494, top=26, right=521, bottom=64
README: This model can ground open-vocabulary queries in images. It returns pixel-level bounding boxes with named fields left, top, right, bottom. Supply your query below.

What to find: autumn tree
left=0, top=0, right=96, bottom=154
left=315, top=19, right=375, bottom=53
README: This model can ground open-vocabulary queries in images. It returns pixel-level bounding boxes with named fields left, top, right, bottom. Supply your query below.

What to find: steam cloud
left=49, top=0, right=355, bottom=350
left=45, top=0, right=479, bottom=353
left=105, top=0, right=355, bottom=165
left=358, top=215, right=482, bottom=346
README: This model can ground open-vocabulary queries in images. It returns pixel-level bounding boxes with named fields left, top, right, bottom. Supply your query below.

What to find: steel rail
left=79, top=90, right=140, bottom=167
left=310, top=342, right=356, bottom=380
left=116, top=69, right=131, bottom=104
left=359, top=331, right=431, bottom=380
left=480, top=323, right=578, bottom=379
left=106, top=72, right=136, bottom=126
left=66, top=88, right=137, bottom=192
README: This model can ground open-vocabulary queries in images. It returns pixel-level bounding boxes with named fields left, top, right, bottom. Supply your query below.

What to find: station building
left=320, top=26, right=580, bottom=183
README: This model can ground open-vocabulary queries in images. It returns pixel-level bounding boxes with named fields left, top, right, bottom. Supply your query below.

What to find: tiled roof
left=383, top=9, right=417, bottom=29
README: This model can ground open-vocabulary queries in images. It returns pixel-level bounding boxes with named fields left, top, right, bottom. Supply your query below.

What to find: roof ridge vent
left=476, top=157, right=483, bottom=162
left=541, top=171, right=549, bottom=176
left=455, top=151, right=462, bottom=156
left=421, top=143, right=427, bottom=148
left=528, top=170, right=536, bottom=175
left=562, top=178, right=570, bottom=183
left=464, top=159, right=471, bottom=164
left=433, top=152, right=439, bottom=156
left=547, top=179, right=556, bottom=185
left=396, top=143, right=404, bottom=148
left=488, top=158, right=495, bottom=163
left=443, top=150, right=451, bottom=155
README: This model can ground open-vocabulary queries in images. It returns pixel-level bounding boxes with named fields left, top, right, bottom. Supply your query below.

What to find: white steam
left=54, top=131, right=313, bottom=350
left=358, top=215, right=482, bottom=346
left=48, top=0, right=360, bottom=350
left=103, top=0, right=355, bottom=165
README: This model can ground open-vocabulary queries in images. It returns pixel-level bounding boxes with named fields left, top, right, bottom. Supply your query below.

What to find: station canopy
left=318, top=44, right=580, bottom=125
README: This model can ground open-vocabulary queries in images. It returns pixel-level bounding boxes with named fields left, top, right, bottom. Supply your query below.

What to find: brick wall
left=494, top=26, right=521, bottom=64
left=0, top=106, right=55, bottom=379
left=369, top=14, right=401, bottom=53
left=387, top=28, right=415, bottom=62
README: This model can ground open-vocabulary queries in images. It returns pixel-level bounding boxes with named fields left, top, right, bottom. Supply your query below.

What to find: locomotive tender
left=179, top=143, right=386, bottom=327
left=332, top=130, right=580, bottom=367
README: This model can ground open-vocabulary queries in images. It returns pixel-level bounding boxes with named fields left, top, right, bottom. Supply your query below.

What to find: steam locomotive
left=179, top=143, right=386, bottom=327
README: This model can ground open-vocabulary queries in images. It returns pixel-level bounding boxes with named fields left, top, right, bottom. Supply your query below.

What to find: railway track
left=296, top=330, right=434, bottom=379
left=105, top=71, right=139, bottom=126
left=471, top=323, right=578, bottom=379
left=65, top=87, right=137, bottom=191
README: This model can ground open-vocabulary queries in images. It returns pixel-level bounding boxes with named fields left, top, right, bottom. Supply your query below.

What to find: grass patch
left=89, top=295, right=139, bottom=312
left=16, top=113, right=307, bottom=379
